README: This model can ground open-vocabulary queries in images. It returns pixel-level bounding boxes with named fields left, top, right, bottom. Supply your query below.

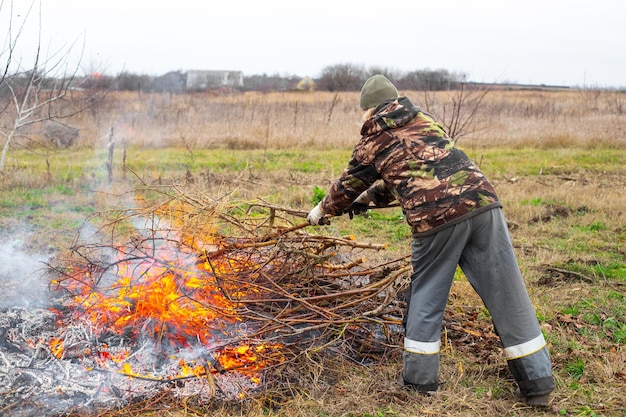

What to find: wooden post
left=106, top=127, right=114, bottom=184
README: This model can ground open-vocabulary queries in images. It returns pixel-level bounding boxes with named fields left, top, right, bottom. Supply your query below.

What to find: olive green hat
left=359, top=75, right=399, bottom=110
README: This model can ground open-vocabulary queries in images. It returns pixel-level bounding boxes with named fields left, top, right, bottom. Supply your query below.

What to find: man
left=306, top=75, right=555, bottom=406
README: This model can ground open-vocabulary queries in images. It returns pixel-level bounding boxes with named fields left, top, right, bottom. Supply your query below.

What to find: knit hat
left=359, top=75, right=399, bottom=110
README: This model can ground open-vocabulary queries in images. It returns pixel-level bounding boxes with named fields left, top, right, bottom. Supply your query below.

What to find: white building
left=186, top=70, right=244, bottom=91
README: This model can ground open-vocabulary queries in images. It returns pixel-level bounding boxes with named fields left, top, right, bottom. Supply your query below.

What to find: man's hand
left=345, top=191, right=371, bottom=219
left=306, top=202, right=329, bottom=225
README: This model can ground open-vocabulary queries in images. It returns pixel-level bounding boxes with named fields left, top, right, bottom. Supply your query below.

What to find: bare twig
left=41, top=184, right=412, bottom=410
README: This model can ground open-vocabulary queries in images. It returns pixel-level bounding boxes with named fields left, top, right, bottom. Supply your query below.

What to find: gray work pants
left=403, top=208, right=555, bottom=397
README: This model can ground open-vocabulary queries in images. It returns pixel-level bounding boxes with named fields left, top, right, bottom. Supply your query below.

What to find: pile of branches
left=41, top=184, right=411, bottom=408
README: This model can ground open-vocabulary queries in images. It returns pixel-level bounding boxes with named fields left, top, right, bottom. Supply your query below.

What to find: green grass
left=310, top=185, right=326, bottom=205
left=6, top=146, right=625, bottom=185
left=467, top=147, right=626, bottom=177
left=564, top=357, right=585, bottom=381
left=1, top=144, right=625, bottom=417
left=520, top=197, right=558, bottom=207
left=349, top=208, right=410, bottom=242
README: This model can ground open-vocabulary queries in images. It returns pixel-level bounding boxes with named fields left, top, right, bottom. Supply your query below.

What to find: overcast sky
left=5, top=0, right=626, bottom=87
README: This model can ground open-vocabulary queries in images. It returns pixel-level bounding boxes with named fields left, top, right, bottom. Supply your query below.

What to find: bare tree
left=421, top=82, right=493, bottom=141
left=317, top=63, right=366, bottom=92
left=0, top=0, right=89, bottom=173
left=401, top=69, right=466, bottom=91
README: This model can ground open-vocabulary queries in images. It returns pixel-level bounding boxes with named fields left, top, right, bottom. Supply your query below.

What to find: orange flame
left=58, top=247, right=244, bottom=347
left=49, top=338, right=64, bottom=359
left=50, top=207, right=284, bottom=386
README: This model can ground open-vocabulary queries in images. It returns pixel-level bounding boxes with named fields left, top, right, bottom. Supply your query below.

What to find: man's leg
left=459, top=208, right=555, bottom=400
left=404, top=224, right=469, bottom=392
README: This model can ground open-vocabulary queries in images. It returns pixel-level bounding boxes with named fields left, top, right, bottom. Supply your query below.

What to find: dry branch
left=25, top=184, right=413, bottom=413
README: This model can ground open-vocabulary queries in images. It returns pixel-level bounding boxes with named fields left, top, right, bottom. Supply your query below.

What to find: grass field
left=0, top=89, right=625, bottom=416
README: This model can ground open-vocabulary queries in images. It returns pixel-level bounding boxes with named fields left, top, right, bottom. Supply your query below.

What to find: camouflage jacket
left=321, top=96, right=501, bottom=236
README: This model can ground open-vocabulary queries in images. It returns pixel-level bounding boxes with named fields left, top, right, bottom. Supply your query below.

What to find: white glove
left=306, top=202, right=327, bottom=226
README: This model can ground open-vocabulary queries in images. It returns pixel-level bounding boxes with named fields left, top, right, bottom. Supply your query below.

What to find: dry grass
left=6, top=87, right=623, bottom=152
left=1, top=88, right=625, bottom=417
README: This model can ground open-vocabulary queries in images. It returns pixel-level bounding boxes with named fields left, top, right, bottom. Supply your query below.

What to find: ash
left=0, top=308, right=259, bottom=417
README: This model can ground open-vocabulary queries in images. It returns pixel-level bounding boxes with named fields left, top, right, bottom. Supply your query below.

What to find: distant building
left=153, top=71, right=186, bottom=93
left=296, top=76, right=315, bottom=91
left=186, top=70, right=244, bottom=91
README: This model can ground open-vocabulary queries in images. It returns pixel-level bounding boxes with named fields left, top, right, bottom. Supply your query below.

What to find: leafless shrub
left=606, top=90, right=625, bottom=115
left=577, top=84, right=602, bottom=111
left=420, top=82, right=493, bottom=141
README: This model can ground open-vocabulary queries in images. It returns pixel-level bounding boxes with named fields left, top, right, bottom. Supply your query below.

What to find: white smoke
left=0, top=232, right=53, bottom=309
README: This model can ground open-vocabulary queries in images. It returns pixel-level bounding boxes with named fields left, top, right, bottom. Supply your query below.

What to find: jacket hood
left=360, top=96, right=420, bottom=136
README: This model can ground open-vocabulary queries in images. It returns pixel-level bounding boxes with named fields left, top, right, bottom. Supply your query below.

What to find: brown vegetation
left=6, top=87, right=622, bottom=153
left=0, top=88, right=625, bottom=417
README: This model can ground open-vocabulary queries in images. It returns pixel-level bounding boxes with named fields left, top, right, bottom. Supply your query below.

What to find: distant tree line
left=315, top=64, right=466, bottom=92
left=29, top=63, right=465, bottom=94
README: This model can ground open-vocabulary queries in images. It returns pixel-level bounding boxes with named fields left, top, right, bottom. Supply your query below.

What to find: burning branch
left=3, top=185, right=412, bottom=414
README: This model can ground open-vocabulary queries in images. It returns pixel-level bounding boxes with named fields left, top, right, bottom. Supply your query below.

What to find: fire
left=49, top=337, right=64, bottom=358
left=49, top=203, right=285, bottom=388
left=179, top=359, right=208, bottom=378
left=57, top=246, right=246, bottom=346
left=13, top=194, right=404, bottom=414
left=217, top=343, right=284, bottom=384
